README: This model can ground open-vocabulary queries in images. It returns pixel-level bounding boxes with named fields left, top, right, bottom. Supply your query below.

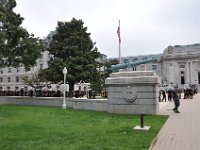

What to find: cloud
left=14, top=0, right=200, bottom=58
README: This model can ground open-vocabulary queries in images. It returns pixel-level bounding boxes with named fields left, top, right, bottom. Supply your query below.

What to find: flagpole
left=118, top=20, right=121, bottom=64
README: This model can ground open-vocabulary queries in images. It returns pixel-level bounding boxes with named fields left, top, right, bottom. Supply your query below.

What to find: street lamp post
left=62, top=67, right=67, bottom=109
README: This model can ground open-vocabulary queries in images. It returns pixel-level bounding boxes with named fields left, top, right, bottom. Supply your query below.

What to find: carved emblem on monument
left=123, top=86, right=137, bottom=102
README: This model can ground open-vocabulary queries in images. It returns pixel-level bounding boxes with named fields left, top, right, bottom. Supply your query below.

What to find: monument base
left=133, top=125, right=151, bottom=131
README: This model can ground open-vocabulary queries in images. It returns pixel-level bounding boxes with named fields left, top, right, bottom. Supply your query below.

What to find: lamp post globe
left=63, top=67, right=67, bottom=74
left=62, top=67, right=67, bottom=109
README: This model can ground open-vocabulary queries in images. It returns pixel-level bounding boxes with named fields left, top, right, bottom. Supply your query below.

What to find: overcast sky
left=14, top=0, right=200, bottom=58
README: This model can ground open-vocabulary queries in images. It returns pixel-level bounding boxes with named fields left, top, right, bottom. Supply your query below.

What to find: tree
left=0, top=0, right=44, bottom=68
left=89, top=70, right=104, bottom=95
left=41, top=18, right=100, bottom=97
left=21, top=73, right=48, bottom=90
left=89, top=58, right=119, bottom=97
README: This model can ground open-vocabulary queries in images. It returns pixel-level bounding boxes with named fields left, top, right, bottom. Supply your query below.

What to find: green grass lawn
left=0, top=105, right=168, bottom=150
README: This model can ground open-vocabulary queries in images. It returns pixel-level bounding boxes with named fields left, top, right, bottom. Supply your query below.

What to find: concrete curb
left=149, top=114, right=170, bottom=150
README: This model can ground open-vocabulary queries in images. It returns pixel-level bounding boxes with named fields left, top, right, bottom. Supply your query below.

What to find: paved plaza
left=150, top=93, right=200, bottom=150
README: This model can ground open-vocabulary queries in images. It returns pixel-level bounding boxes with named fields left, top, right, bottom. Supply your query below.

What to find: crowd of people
left=0, top=88, right=62, bottom=97
left=0, top=87, right=103, bottom=98
left=183, top=88, right=198, bottom=99
left=159, top=85, right=198, bottom=103
left=159, top=84, right=198, bottom=113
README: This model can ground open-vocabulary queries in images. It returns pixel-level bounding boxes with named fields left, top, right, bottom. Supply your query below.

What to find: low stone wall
left=0, top=96, right=108, bottom=112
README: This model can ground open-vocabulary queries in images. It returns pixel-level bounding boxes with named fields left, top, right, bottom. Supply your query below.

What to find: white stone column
left=186, top=61, right=190, bottom=84
left=190, top=61, right=193, bottom=84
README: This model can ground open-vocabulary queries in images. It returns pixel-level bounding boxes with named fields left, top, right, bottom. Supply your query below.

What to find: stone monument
left=105, top=71, right=159, bottom=114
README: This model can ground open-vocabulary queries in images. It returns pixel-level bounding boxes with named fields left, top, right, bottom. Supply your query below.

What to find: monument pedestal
left=133, top=126, right=151, bottom=131
left=105, top=71, right=159, bottom=114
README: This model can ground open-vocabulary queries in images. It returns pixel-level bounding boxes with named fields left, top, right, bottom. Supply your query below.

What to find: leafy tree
left=21, top=73, right=48, bottom=90
left=89, top=58, right=119, bottom=96
left=41, top=18, right=100, bottom=97
left=89, top=70, right=104, bottom=96
left=0, top=0, right=44, bottom=68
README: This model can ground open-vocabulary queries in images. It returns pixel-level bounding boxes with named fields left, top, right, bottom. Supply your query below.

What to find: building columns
left=186, top=62, right=190, bottom=84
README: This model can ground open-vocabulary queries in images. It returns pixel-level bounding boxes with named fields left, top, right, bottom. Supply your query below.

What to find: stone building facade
left=121, top=43, right=200, bottom=90
left=1, top=39, right=200, bottom=92
left=0, top=31, right=104, bottom=93
left=0, top=50, right=50, bottom=91
left=161, top=44, right=200, bottom=89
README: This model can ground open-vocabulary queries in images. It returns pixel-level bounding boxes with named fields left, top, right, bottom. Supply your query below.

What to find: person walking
left=173, top=90, right=180, bottom=113
left=161, top=90, right=166, bottom=102
left=168, top=90, right=173, bottom=101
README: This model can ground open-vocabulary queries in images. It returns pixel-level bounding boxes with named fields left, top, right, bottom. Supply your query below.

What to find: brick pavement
left=150, top=93, right=200, bottom=150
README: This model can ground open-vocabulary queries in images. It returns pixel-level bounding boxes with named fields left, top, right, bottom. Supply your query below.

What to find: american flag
left=117, top=26, right=121, bottom=44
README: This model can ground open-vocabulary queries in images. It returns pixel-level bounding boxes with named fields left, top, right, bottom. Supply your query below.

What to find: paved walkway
left=150, top=93, right=200, bottom=150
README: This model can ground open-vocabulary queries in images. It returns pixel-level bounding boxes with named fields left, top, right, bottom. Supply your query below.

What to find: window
left=47, top=36, right=51, bottom=40
left=152, top=65, right=157, bottom=70
left=0, top=77, right=3, bottom=82
left=84, top=87, right=86, bottom=91
left=16, top=68, right=20, bottom=73
left=8, top=77, right=10, bottom=82
left=0, top=69, right=3, bottom=74
left=179, top=65, right=185, bottom=68
left=181, top=71, right=184, bottom=75
left=8, top=68, right=11, bottom=73
left=16, top=76, right=19, bottom=82
left=133, top=66, right=136, bottom=71
left=40, top=64, right=43, bottom=70
left=25, top=68, right=30, bottom=72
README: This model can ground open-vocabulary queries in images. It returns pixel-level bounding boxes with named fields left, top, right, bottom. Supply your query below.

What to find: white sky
left=14, top=0, right=200, bottom=58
